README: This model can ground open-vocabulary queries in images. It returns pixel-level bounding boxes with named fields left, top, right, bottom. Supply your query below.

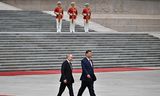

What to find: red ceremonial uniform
left=82, top=8, right=91, bottom=20
left=68, top=7, right=78, bottom=19
left=54, top=7, right=63, bottom=19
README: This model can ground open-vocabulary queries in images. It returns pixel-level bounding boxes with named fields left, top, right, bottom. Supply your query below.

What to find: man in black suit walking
left=57, top=54, right=74, bottom=96
left=77, top=50, right=96, bottom=96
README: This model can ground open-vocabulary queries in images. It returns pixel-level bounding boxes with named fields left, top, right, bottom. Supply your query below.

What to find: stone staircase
left=0, top=32, right=160, bottom=71
left=0, top=10, right=93, bottom=32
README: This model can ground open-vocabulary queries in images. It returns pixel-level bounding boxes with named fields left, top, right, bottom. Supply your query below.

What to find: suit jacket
left=60, top=60, right=74, bottom=84
left=80, top=57, right=97, bottom=81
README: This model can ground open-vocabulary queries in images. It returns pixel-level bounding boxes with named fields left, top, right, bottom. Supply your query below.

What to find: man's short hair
left=85, top=50, right=92, bottom=54
left=66, top=54, right=73, bottom=58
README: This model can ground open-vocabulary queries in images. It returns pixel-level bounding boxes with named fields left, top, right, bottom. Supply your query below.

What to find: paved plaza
left=0, top=70, right=160, bottom=96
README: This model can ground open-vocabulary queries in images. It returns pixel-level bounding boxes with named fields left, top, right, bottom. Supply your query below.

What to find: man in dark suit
left=77, top=50, right=97, bottom=96
left=57, top=54, right=74, bottom=96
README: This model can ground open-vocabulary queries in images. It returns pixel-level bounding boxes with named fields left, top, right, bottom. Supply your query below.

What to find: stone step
left=0, top=11, right=94, bottom=32
left=0, top=49, right=159, bottom=52
left=0, top=53, right=159, bottom=57
left=0, top=58, right=160, bottom=66
left=0, top=48, right=159, bottom=51
left=0, top=32, right=149, bottom=34
left=0, top=46, right=159, bottom=49
left=0, top=38, right=159, bottom=40
left=0, top=58, right=159, bottom=62
left=1, top=63, right=160, bottom=71
left=0, top=11, right=160, bottom=71
left=1, top=62, right=160, bottom=68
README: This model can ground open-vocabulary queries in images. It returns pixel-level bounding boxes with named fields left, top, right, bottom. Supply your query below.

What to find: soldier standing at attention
left=68, top=2, right=78, bottom=33
left=54, top=1, right=64, bottom=33
left=82, top=3, right=91, bottom=32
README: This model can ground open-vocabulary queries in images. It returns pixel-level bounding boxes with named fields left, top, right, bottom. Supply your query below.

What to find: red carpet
left=0, top=67, right=158, bottom=76
left=0, top=93, right=13, bottom=96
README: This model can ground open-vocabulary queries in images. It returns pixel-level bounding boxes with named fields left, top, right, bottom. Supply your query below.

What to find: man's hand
left=64, top=79, right=67, bottom=83
left=87, top=74, right=91, bottom=78
left=83, top=13, right=87, bottom=16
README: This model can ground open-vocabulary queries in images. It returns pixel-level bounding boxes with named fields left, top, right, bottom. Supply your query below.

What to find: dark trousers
left=77, top=81, right=96, bottom=96
left=57, top=82, right=74, bottom=96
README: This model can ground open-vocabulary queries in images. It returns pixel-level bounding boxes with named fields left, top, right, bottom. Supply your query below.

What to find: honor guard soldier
left=54, top=1, right=64, bottom=33
left=82, top=3, right=91, bottom=32
left=68, top=2, right=78, bottom=33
